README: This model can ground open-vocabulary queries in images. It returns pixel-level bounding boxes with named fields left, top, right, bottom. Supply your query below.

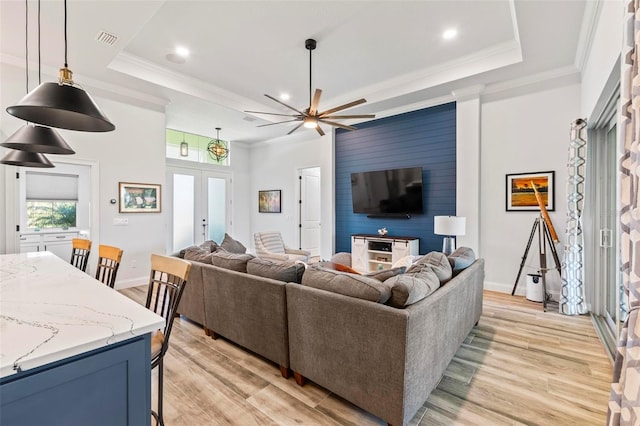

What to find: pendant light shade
left=0, top=149, right=54, bottom=168
left=7, top=72, right=115, bottom=132
left=1, top=124, right=75, bottom=154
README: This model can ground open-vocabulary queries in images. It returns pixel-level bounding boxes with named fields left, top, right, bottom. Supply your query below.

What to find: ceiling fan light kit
left=245, top=38, right=375, bottom=136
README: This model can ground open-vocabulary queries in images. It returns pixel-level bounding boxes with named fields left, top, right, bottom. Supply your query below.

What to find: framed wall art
left=258, top=190, right=281, bottom=213
left=119, top=182, right=162, bottom=213
left=505, top=171, right=555, bottom=212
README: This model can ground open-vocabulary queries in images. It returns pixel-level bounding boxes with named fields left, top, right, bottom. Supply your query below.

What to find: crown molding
left=574, top=0, right=603, bottom=71
left=109, top=52, right=270, bottom=116
left=452, top=85, right=486, bottom=101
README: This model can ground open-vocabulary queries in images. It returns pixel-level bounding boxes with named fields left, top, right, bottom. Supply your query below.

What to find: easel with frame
left=511, top=183, right=561, bottom=311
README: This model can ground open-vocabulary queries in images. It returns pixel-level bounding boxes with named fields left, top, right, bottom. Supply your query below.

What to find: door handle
left=600, top=228, right=612, bottom=248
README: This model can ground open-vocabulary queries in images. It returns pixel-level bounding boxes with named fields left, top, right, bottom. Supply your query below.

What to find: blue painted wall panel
left=335, top=102, right=456, bottom=254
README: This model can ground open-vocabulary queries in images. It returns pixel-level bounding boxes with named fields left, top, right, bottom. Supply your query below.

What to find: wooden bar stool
left=70, top=238, right=92, bottom=272
left=146, top=254, right=191, bottom=426
left=95, top=245, right=123, bottom=288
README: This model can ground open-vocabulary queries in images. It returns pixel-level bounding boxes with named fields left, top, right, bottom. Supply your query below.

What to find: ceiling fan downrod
left=305, top=39, right=316, bottom=109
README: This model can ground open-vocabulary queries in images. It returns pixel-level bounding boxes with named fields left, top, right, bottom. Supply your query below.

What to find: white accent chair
left=253, top=231, right=310, bottom=262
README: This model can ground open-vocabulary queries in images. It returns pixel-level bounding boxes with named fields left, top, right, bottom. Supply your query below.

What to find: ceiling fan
left=245, top=39, right=375, bottom=136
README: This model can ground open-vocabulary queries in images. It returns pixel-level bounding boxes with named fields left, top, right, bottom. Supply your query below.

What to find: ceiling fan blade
left=320, top=119, right=357, bottom=131
left=244, top=110, right=299, bottom=117
left=257, top=119, right=301, bottom=127
left=316, top=125, right=325, bottom=136
left=321, top=114, right=376, bottom=119
left=264, top=94, right=305, bottom=115
left=287, top=122, right=304, bottom=135
left=318, top=98, right=367, bottom=117
left=308, top=89, right=323, bottom=116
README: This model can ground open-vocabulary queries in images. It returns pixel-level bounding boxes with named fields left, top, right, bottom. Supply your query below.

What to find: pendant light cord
left=24, top=0, right=28, bottom=93
left=309, top=45, right=312, bottom=108
left=64, top=0, right=68, bottom=68
left=38, top=0, right=41, bottom=84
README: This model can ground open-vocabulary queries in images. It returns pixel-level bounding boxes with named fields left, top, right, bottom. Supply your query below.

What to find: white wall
left=249, top=132, right=334, bottom=260
left=1, top=63, right=167, bottom=287
left=581, top=0, right=624, bottom=117
left=480, top=83, right=581, bottom=297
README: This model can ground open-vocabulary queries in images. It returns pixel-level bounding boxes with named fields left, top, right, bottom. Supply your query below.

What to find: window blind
left=26, top=172, right=79, bottom=201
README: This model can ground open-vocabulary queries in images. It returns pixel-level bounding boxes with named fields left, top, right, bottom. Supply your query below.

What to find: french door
left=167, top=165, right=231, bottom=252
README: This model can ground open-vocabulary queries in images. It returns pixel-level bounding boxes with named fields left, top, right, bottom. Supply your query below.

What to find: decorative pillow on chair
left=220, top=233, right=247, bottom=254
left=183, top=246, right=213, bottom=264
left=209, top=250, right=254, bottom=272
left=448, top=247, right=476, bottom=272
left=247, top=258, right=305, bottom=283
left=386, top=263, right=440, bottom=308
left=409, top=251, right=452, bottom=284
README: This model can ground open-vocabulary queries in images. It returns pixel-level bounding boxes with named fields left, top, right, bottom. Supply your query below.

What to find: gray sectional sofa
left=175, top=246, right=484, bottom=425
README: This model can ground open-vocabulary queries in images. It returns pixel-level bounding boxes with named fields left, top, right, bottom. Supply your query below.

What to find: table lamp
left=434, top=216, right=466, bottom=255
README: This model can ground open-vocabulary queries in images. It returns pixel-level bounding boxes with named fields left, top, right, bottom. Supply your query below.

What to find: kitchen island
left=0, top=251, right=163, bottom=426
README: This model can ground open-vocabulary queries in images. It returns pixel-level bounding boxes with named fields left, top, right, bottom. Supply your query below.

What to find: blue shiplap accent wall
left=335, top=102, right=456, bottom=254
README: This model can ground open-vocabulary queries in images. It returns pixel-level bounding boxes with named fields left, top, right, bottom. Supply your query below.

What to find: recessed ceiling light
left=280, top=93, right=290, bottom=101
left=175, top=46, right=190, bottom=58
left=442, top=28, right=457, bottom=40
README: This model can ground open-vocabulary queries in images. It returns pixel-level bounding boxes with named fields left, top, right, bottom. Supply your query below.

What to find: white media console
left=351, top=234, right=419, bottom=274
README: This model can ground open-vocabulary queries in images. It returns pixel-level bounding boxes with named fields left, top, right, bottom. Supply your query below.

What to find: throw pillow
left=247, top=258, right=305, bottom=283
left=209, top=250, right=254, bottom=272
left=386, top=263, right=440, bottom=308
left=332, top=263, right=360, bottom=274
left=329, top=252, right=352, bottom=267
left=410, top=251, right=452, bottom=284
left=448, top=247, right=476, bottom=272
left=183, top=246, right=213, bottom=264
left=220, top=233, right=247, bottom=254
left=365, top=266, right=406, bottom=282
left=301, top=265, right=392, bottom=303
left=199, top=240, right=221, bottom=252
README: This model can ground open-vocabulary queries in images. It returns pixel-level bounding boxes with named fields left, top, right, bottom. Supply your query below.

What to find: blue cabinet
left=1, top=334, right=151, bottom=426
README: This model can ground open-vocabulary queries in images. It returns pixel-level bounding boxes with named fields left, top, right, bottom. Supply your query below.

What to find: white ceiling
left=0, top=0, right=588, bottom=144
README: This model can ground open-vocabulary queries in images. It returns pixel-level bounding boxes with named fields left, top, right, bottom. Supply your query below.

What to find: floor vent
left=96, top=30, right=118, bottom=46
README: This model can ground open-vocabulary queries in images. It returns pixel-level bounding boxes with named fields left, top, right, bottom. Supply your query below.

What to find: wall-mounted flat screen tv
left=350, top=166, right=424, bottom=215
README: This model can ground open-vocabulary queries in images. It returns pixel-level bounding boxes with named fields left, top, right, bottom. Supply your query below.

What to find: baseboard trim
left=483, top=280, right=559, bottom=301
left=115, top=276, right=148, bottom=290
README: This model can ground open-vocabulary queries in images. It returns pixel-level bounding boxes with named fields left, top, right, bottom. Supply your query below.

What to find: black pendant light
left=0, top=150, right=54, bottom=168
left=6, top=0, right=115, bottom=132
left=1, top=0, right=74, bottom=156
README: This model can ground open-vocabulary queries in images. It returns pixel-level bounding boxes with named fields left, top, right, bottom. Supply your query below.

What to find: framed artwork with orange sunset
left=506, top=171, right=555, bottom=212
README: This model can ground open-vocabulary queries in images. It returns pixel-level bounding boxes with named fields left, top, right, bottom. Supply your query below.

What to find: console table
left=351, top=234, right=419, bottom=273
left=0, top=252, right=164, bottom=426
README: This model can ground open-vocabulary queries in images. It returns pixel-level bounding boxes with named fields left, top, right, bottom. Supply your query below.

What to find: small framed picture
left=258, top=190, right=281, bottom=213
left=506, top=171, right=555, bottom=212
left=119, top=182, right=162, bottom=213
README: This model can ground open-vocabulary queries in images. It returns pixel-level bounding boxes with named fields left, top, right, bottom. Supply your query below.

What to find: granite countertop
left=0, top=252, right=164, bottom=378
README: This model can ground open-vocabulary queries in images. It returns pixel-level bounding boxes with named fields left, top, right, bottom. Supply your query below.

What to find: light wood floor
left=120, top=287, right=613, bottom=425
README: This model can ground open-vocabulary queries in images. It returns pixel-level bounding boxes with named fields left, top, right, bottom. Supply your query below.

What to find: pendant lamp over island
left=0, top=150, right=54, bottom=168
left=6, top=0, right=115, bottom=132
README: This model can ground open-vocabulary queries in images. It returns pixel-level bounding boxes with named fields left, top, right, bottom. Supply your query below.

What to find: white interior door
left=168, top=165, right=231, bottom=252
left=298, top=167, right=321, bottom=257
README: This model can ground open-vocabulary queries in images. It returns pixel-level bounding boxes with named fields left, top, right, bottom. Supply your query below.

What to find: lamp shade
left=0, top=149, right=54, bottom=168
left=1, top=124, right=75, bottom=154
left=434, top=216, right=466, bottom=236
left=6, top=81, right=115, bottom=132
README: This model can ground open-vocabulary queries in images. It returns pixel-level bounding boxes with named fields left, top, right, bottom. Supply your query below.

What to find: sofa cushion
left=220, top=233, right=247, bottom=254
left=386, top=263, right=440, bottom=308
left=365, top=266, right=406, bottom=282
left=448, top=247, right=476, bottom=272
left=409, top=251, right=452, bottom=283
left=183, top=246, right=213, bottom=264
left=301, top=265, right=392, bottom=303
left=210, top=250, right=254, bottom=272
left=247, top=258, right=305, bottom=283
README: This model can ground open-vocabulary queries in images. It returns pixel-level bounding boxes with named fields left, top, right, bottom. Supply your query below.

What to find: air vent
left=95, top=30, right=118, bottom=46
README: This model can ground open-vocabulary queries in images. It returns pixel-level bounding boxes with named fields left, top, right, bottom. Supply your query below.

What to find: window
left=166, top=128, right=230, bottom=166
left=25, top=172, right=79, bottom=230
